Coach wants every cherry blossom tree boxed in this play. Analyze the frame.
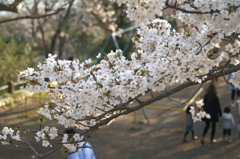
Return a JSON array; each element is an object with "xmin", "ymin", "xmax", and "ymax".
[{"xmin": 1, "ymin": 0, "xmax": 240, "ymax": 158}]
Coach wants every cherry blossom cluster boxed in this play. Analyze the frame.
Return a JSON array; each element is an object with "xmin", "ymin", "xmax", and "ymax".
[
  {"xmin": 34, "ymin": 126, "xmax": 83, "ymax": 149},
  {"xmin": 190, "ymin": 99, "xmax": 210, "ymax": 122},
  {"xmin": 174, "ymin": 1, "xmax": 240, "ymax": 36},
  {"xmin": 62, "ymin": 133, "xmax": 84, "ymax": 150},
  {"xmin": 112, "ymin": 0, "xmax": 165, "ymax": 23},
  {"xmin": 18, "ymin": 52, "xmax": 167, "ymax": 129},
  {"xmin": 112, "ymin": 0, "xmax": 240, "ymax": 80},
  {"xmin": 0, "ymin": 127, "xmax": 20, "ymax": 145},
  {"xmin": 35, "ymin": 126, "xmax": 58, "ymax": 147},
  {"xmin": 112, "ymin": 0, "xmax": 240, "ymax": 29},
  {"xmin": 229, "ymin": 70, "xmax": 240, "ymax": 89},
  {"xmin": 133, "ymin": 19, "xmax": 228, "ymax": 83},
  {"xmin": 0, "ymin": 126, "xmax": 84, "ymax": 150},
  {"xmin": 225, "ymin": 39, "xmax": 240, "ymax": 65}
]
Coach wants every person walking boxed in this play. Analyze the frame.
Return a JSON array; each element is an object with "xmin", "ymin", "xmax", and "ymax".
[
  {"xmin": 227, "ymin": 74, "xmax": 240, "ymax": 107},
  {"xmin": 222, "ymin": 106, "xmax": 235, "ymax": 142},
  {"xmin": 183, "ymin": 105, "xmax": 197, "ymax": 143},
  {"xmin": 201, "ymin": 84, "xmax": 222, "ymax": 145}
]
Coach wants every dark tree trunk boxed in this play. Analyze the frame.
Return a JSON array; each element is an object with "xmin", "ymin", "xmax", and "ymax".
[{"xmin": 7, "ymin": 81, "xmax": 14, "ymax": 94}]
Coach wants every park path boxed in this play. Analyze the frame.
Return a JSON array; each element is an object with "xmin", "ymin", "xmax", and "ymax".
[{"xmin": 0, "ymin": 77, "xmax": 240, "ymax": 159}]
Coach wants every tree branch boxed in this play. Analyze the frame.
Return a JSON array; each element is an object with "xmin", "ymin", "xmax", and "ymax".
[
  {"xmin": 40, "ymin": 145, "xmax": 63, "ymax": 158},
  {"xmin": 84, "ymin": 64, "xmax": 240, "ymax": 134},
  {"xmin": 165, "ymin": 0, "xmax": 220, "ymax": 14},
  {"xmin": 49, "ymin": 0, "xmax": 75, "ymax": 57},
  {"xmin": 0, "ymin": 0, "xmax": 24, "ymax": 13},
  {"xmin": 0, "ymin": 8, "xmax": 64, "ymax": 24}
]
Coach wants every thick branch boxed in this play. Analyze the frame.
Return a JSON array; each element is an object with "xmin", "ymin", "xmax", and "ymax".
[
  {"xmin": 0, "ymin": 8, "xmax": 64, "ymax": 24},
  {"xmin": 85, "ymin": 64, "xmax": 240, "ymax": 134}
]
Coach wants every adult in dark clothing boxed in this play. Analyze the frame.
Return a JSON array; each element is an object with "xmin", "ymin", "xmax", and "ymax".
[{"xmin": 201, "ymin": 84, "xmax": 222, "ymax": 145}]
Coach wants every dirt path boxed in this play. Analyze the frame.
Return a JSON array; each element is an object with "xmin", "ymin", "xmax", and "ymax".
[{"xmin": 0, "ymin": 77, "xmax": 240, "ymax": 159}]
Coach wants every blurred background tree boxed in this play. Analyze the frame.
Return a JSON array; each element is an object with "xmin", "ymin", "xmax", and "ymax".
[
  {"xmin": 0, "ymin": 0, "xmax": 134, "ymax": 86},
  {"xmin": 0, "ymin": 29, "xmax": 37, "ymax": 86}
]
